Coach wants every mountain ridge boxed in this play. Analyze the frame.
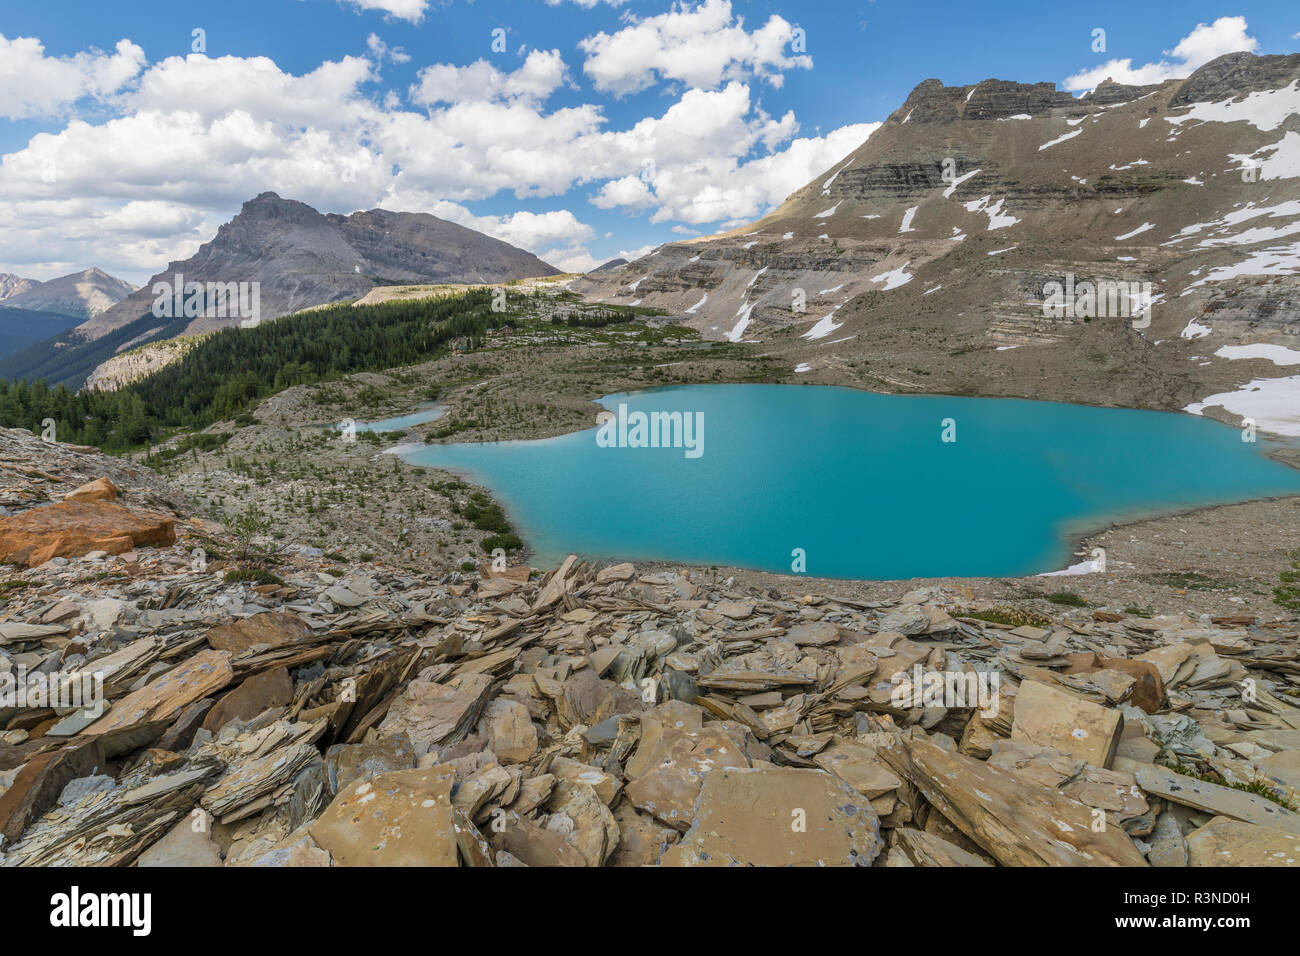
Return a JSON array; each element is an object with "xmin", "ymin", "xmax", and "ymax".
[
  {"xmin": 575, "ymin": 51, "xmax": 1300, "ymax": 436},
  {"xmin": 2, "ymin": 193, "xmax": 561, "ymax": 389},
  {"xmin": 0, "ymin": 267, "xmax": 134, "ymax": 319}
]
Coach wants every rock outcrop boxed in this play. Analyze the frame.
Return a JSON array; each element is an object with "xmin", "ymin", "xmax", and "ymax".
[{"xmin": 0, "ymin": 500, "xmax": 175, "ymax": 566}]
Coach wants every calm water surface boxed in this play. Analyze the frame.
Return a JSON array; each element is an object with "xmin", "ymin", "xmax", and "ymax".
[{"xmin": 396, "ymin": 385, "xmax": 1300, "ymax": 579}]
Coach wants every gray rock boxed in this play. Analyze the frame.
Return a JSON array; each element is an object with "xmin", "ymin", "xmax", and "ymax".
[{"xmin": 57, "ymin": 774, "xmax": 116, "ymax": 808}]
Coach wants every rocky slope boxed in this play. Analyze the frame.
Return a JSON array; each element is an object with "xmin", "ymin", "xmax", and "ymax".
[
  {"xmin": 82, "ymin": 335, "xmax": 208, "ymax": 393},
  {"xmin": 0, "ymin": 275, "xmax": 38, "ymax": 303},
  {"xmin": 0, "ymin": 429, "xmax": 1297, "ymax": 867},
  {"xmin": 3, "ymin": 194, "xmax": 560, "ymax": 389},
  {"xmin": 576, "ymin": 52, "xmax": 1300, "ymax": 436},
  {"xmin": 80, "ymin": 193, "xmax": 560, "ymax": 342},
  {"xmin": 0, "ymin": 268, "xmax": 135, "ymax": 320}
]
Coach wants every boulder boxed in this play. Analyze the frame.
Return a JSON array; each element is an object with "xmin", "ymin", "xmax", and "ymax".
[
  {"xmin": 0, "ymin": 500, "xmax": 175, "ymax": 566},
  {"xmin": 201, "ymin": 668, "xmax": 293, "ymax": 734},
  {"xmin": 63, "ymin": 477, "xmax": 118, "ymax": 503}
]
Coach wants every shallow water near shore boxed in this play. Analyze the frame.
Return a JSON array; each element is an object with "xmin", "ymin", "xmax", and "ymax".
[
  {"xmin": 397, "ymin": 384, "xmax": 1300, "ymax": 579},
  {"xmin": 358, "ymin": 404, "xmax": 445, "ymax": 432}
]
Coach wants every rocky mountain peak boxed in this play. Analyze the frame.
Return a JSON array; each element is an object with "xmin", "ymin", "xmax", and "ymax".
[
  {"xmin": 888, "ymin": 77, "xmax": 1077, "ymax": 124},
  {"xmin": 1171, "ymin": 50, "xmax": 1300, "ymax": 106},
  {"xmin": 5, "ymin": 193, "xmax": 560, "ymax": 389}
]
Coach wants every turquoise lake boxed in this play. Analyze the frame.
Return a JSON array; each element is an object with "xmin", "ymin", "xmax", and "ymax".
[
  {"xmin": 355, "ymin": 405, "xmax": 445, "ymax": 432},
  {"xmin": 396, "ymin": 385, "xmax": 1300, "ymax": 580}
]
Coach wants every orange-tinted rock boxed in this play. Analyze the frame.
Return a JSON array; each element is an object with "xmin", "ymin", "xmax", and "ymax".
[
  {"xmin": 201, "ymin": 667, "xmax": 294, "ymax": 733},
  {"xmin": 0, "ymin": 739, "xmax": 107, "ymax": 843},
  {"xmin": 1063, "ymin": 652, "xmax": 1165, "ymax": 714},
  {"xmin": 0, "ymin": 501, "xmax": 175, "ymax": 567},
  {"xmin": 206, "ymin": 611, "xmax": 312, "ymax": 655},
  {"xmin": 63, "ymin": 477, "xmax": 118, "ymax": 503},
  {"xmin": 83, "ymin": 649, "xmax": 233, "ymax": 735}
]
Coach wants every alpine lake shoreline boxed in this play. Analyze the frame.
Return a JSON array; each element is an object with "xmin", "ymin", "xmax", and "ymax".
[{"xmin": 149, "ymin": 310, "xmax": 1300, "ymax": 624}]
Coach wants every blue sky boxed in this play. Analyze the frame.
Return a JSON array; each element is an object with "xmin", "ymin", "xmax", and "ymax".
[{"xmin": 0, "ymin": 0, "xmax": 1296, "ymax": 282}]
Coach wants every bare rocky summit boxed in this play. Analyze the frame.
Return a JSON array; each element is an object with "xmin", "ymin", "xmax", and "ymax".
[
  {"xmin": 0, "ymin": 275, "xmax": 39, "ymax": 303},
  {"xmin": 0, "ymin": 268, "xmax": 135, "ymax": 321},
  {"xmin": 77, "ymin": 193, "xmax": 560, "ymax": 343}
]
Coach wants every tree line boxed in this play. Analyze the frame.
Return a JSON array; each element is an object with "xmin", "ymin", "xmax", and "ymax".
[{"xmin": 0, "ymin": 291, "xmax": 495, "ymax": 451}]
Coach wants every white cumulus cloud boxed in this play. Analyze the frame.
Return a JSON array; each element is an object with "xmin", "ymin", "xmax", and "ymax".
[
  {"xmin": 579, "ymin": 0, "xmax": 811, "ymax": 97},
  {"xmin": 0, "ymin": 35, "xmax": 867, "ymax": 281},
  {"xmin": 1063, "ymin": 16, "xmax": 1258, "ymax": 92},
  {"xmin": 411, "ymin": 50, "xmax": 569, "ymax": 106},
  {"xmin": 342, "ymin": 0, "xmax": 429, "ymax": 24},
  {"xmin": 0, "ymin": 34, "xmax": 145, "ymax": 119}
]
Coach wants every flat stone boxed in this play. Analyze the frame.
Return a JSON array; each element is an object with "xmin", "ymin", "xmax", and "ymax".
[
  {"xmin": 1186, "ymin": 817, "xmax": 1300, "ymax": 866},
  {"xmin": 609, "ymin": 802, "xmax": 678, "ymax": 866},
  {"xmin": 893, "ymin": 828, "xmax": 993, "ymax": 867},
  {"xmin": 878, "ymin": 606, "xmax": 929, "ymax": 635},
  {"xmin": 479, "ymin": 698, "xmax": 538, "ymax": 764},
  {"xmin": 661, "ymin": 767, "xmax": 882, "ymax": 867},
  {"xmin": 325, "ymin": 734, "xmax": 417, "ymax": 793},
  {"xmin": 715, "ymin": 601, "xmax": 755, "ymax": 620},
  {"xmin": 625, "ymin": 725, "xmax": 750, "ymax": 831},
  {"xmin": 0, "ymin": 622, "xmax": 67, "ymax": 644},
  {"xmin": 814, "ymin": 742, "xmax": 903, "ymax": 799},
  {"xmin": 379, "ymin": 672, "xmax": 494, "ymax": 755},
  {"xmin": 489, "ymin": 810, "xmax": 588, "ymax": 866},
  {"xmin": 786, "ymin": 622, "xmax": 841, "ymax": 646},
  {"xmin": 596, "ymin": 563, "xmax": 635, "ymax": 584},
  {"xmin": 136, "ymin": 817, "xmax": 223, "ymax": 867},
  {"xmin": 81, "ymin": 598, "xmax": 127, "ymax": 633},
  {"xmin": 557, "ymin": 669, "xmax": 640, "ymax": 728},
  {"xmin": 879, "ymin": 737, "xmax": 1148, "ymax": 866},
  {"xmin": 549, "ymin": 756, "xmax": 619, "ymax": 805},
  {"xmin": 40, "ymin": 601, "xmax": 80, "ymax": 624},
  {"xmin": 1135, "ymin": 643, "xmax": 1197, "ymax": 683},
  {"xmin": 1147, "ymin": 810, "xmax": 1188, "ymax": 867},
  {"xmin": 1131, "ymin": 762, "xmax": 1300, "ymax": 835},
  {"xmin": 84, "ymin": 649, "xmax": 233, "ymax": 735},
  {"xmin": 0, "ymin": 738, "xmax": 106, "ymax": 843},
  {"xmin": 309, "ymin": 768, "xmax": 458, "ymax": 866},
  {"xmin": 1008, "ymin": 625, "xmax": 1049, "ymax": 641},
  {"xmin": 323, "ymin": 585, "xmax": 365, "ymax": 608},
  {"xmin": 206, "ymin": 611, "xmax": 312, "ymax": 655},
  {"xmin": 1257, "ymin": 751, "xmax": 1300, "ymax": 792},
  {"xmin": 156, "ymin": 698, "xmax": 215, "ymax": 752},
  {"xmin": 546, "ymin": 779, "xmax": 618, "ymax": 866},
  {"xmin": 1089, "ymin": 669, "xmax": 1137, "ymax": 703},
  {"xmin": 1011, "ymin": 679, "xmax": 1123, "ymax": 769}
]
